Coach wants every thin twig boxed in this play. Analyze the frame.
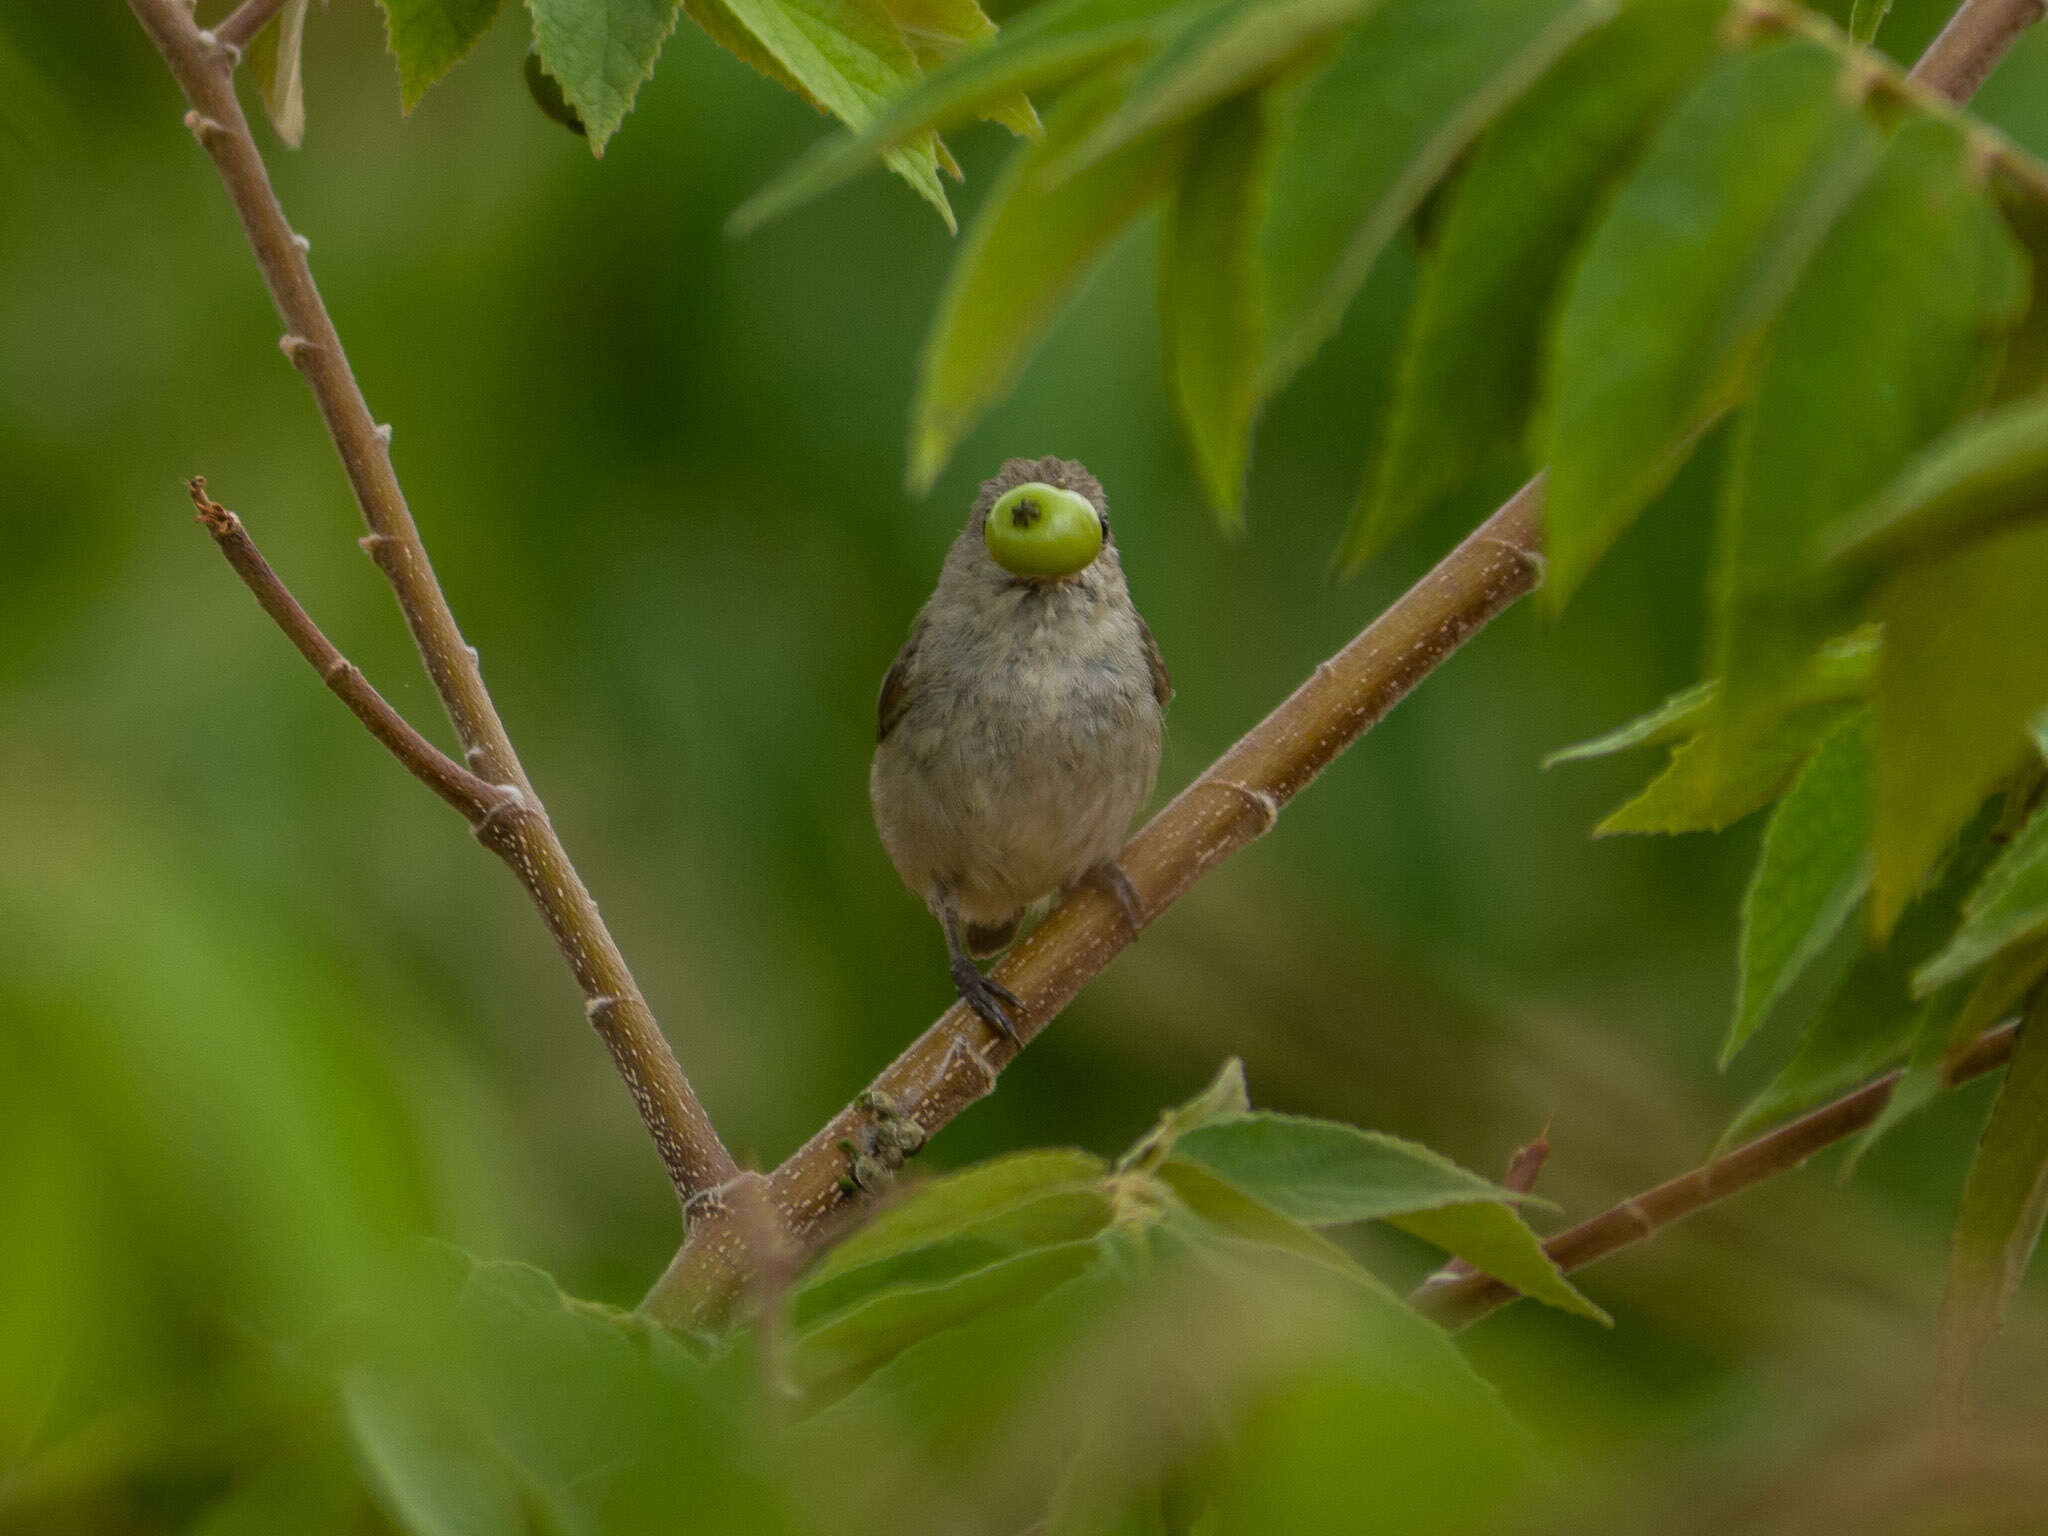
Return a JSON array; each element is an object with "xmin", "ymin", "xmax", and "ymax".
[
  {"xmin": 645, "ymin": 0, "xmax": 2048, "ymax": 1324},
  {"xmin": 130, "ymin": 0, "xmax": 739, "ymax": 1208},
  {"xmin": 1415, "ymin": 1022, "xmax": 2024, "ymax": 1329},
  {"xmin": 1909, "ymin": 0, "xmax": 2045, "ymax": 99},
  {"xmin": 1412, "ymin": 1128, "xmax": 1551, "ymax": 1296},
  {"xmin": 643, "ymin": 481, "xmax": 1549, "ymax": 1323},
  {"xmin": 188, "ymin": 478, "xmax": 502, "ymax": 819}
]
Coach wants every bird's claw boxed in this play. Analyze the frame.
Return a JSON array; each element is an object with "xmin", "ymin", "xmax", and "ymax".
[
  {"xmin": 950, "ymin": 955, "xmax": 1023, "ymax": 1045},
  {"xmin": 1078, "ymin": 859, "xmax": 1146, "ymax": 936}
]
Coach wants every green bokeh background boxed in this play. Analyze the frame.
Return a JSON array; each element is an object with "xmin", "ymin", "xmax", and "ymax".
[{"xmin": 6, "ymin": 1, "xmax": 2048, "ymax": 1528}]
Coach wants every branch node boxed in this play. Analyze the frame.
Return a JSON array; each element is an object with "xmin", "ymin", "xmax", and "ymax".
[
  {"xmin": 1619, "ymin": 1198, "xmax": 1655, "ymax": 1239},
  {"xmin": 375, "ymin": 422, "xmax": 394, "ymax": 444},
  {"xmin": 586, "ymin": 993, "xmax": 623, "ymax": 1024},
  {"xmin": 941, "ymin": 1029, "xmax": 1001, "ymax": 1096},
  {"xmin": 290, "ymin": 232, "xmax": 310, "ymax": 252},
  {"xmin": 1212, "ymin": 778, "xmax": 1280, "ymax": 835},
  {"xmin": 277, "ymin": 333, "xmax": 316, "ymax": 365},
  {"xmin": 183, "ymin": 110, "xmax": 228, "ymax": 147},
  {"xmin": 472, "ymin": 784, "xmax": 532, "ymax": 843},
  {"xmin": 357, "ymin": 532, "xmax": 397, "ymax": 569},
  {"xmin": 321, "ymin": 656, "xmax": 358, "ymax": 687}
]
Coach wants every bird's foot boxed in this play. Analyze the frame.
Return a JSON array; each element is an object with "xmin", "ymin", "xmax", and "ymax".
[
  {"xmin": 1076, "ymin": 858, "xmax": 1146, "ymax": 936},
  {"xmin": 950, "ymin": 954, "xmax": 1023, "ymax": 1045}
]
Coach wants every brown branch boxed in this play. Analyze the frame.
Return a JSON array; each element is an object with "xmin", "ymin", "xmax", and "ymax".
[
  {"xmin": 1411, "ymin": 1127, "xmax": 1552, "ymax": 1297},
  {"xmin": 643, "ymin": 479, "xmax": 1549, "ymax": 1324},
  {"xmin": 644, "ymin": 0, "xmax": 2048, "ymax": 1324},
  {"xmin": 215, "ymin": 0, "xmax": 292, "ymax": 57},
  {"xmin": 1415, "ymin": 1022, "xmax": 2024, "ymax": 1330},
  {"xmin": 188, "ymin": 478, "xmax": 502, "ymax": 819},
  {"xmin": 1909, "ymin": 0, "xmax": 2045, "ymax": 99},
  {"xmin": 131, "ymin": 0, "xmax": 739, "ymax": 1208}
]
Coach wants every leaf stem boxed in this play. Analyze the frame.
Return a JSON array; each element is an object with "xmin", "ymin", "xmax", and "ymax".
[
  {"xmin": 130, "ymin": 0, "xmax": 740, "ymax": 1209},
  {"xmin": 1416, "ymin": 1021, "xmax": 2023, "ymax": 1329}
]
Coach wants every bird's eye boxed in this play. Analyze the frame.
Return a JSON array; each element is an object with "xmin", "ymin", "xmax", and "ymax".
[{"xmin": 984, "ymin": 483, "xmax": 1103, "ymax": 577}]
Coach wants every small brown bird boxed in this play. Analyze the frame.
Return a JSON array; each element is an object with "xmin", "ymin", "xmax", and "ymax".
[{"xmin": 871, "ymin": 456, "xmax": 1171, "ymax": 1042}]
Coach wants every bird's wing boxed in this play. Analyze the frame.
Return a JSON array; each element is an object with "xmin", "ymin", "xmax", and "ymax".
[
  {"xmin": 877, "ymin": 618, "xmax": 925, "ymax": 744},
  {"xmin": 1138, "ymin": 615, "xmax": 1172, "ymax": 707}
]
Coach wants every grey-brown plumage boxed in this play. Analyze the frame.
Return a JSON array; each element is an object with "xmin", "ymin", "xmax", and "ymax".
[{"xmin": 871, "ymin": 456, "xmax": 1170, "ymax": 1041}]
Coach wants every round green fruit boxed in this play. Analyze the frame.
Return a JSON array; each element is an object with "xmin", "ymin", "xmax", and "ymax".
[{"xmin": 984, "ymin": 482, "xmax": 1103, "ymax": 578}]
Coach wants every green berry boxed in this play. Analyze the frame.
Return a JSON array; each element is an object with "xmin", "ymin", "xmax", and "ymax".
[{"xmin": 984, "ymin": 482, "xmax": 1103, "ymax": 578}]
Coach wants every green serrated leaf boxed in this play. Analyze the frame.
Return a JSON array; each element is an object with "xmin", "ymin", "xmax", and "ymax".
[
  {"xmin": 1937, "ymin": 993, "xmax": 2048, "ymax": 1421},
  {"xmin": 877, "ymin": 0, "xmax": 1040, "ymax": 135},
  {"xmin": 1827, "ymin": 391, "xmax": 2048, "ymax": 576},
  {"xmin": 1594, "ymin": 696, "xmax": 1853, "ymax": 837},
  {"xmin": 1549, "ymin": 630, "xmax": 1875, "ymax": 774},
  {"xmin": 1155, "ymin": 1158, "xmax": 1362, "ymax": 1273},
  {"xmin": 1347, "ymin": 0, "xmax": 1725, "ymax": 569},
  {"xmin": 1544, "ymin": 678, "xmax": 1720, "ymax": 768},
  {"xmin": 1049, "ymin": 0, "xmax": 1372, "ymax": 182},
  {"xmin": 528, "ymin": 0, "xmax": 683, "ymax": 153},
  {"xmin": 1726, "ymin": 712, "xmax": 1872, "ymax": 1068},
  {"xmin": 733, "ymin": 0, "xmax": 1220, "ymax": 232},
  {"xmin": 378, "ymin": 0, "xmax": 505, "ymax": 110},
  {"xmin": 1542, "ymin": 37, "xmax": 1885, "ymax": 612},
  {"xmin": 250, "ymin": 0, "xmax": 313, "ymax": 146},
  {"xmin": 1709, "ymin": 117, "xmax": 2025, "ymax": 781},
  {"xmin": 1170, "ymin": 1112, "xmax": 1549, "ymax": 1222},
  {"xmin": 1158, "ymin": 91, "xmax": 1277, "ymax": 525},
  {"xmin": 1871, "ymin": 523, "xmax": 2048, "ymax": 937},
  {"xmin": 1393, "ymin": 1202, "xmax": 1608, "ymax": 1325},
  {"xmin": 1918, "ymin": 801, "xmax": 2048, "ymax": 995},
  {"xmin": 716, "ymin": 0, "xmax": 956, "ymax": 223},
  {"xmin": 1842, "ymin": 982, "xmax": 1968, "ymax": 1178},
  {"xmin": 1720, "ymin": 811, "xmax": 2001, "ymax": 1149},
  {"xmin": 908, "ymin": 67, "xmax": 1189, "ymax": 491},
  {"xmin": 1258, "ymin": 0, "xmax": 1611, "ymax": 396},
  {"xmin": 1848, "ymin": 0, "xmax": 1891, "ymax": 44}
]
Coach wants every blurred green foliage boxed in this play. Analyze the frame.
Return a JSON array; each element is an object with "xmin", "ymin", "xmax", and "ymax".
[{"xmin": 8, "ymin": 0, "xmax": 2048, "ymax": 1530}]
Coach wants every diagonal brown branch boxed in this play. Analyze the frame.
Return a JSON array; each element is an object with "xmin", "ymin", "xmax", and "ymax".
[
  {"xmin": 131, "ymin": 0, "xmax": 739, "ymax": 1209},
  {"xmin": 187, "ymin": 477, "xmax": 503, "ymax": 820},
  {"xmin": 643, "ymin": 482, "xmax": 1547, "ymax": 1323},
  {"xmin": 1415, "ymin": 1021, "xmax": 2024, "ymax": 1329},
  {"xmin": 645, "ymin": 0, "xmax": 2048, "ymax": 1325}
]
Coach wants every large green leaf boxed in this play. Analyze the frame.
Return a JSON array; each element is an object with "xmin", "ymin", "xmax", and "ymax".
[
  {"xmin": 1348, "ymin": 0, "xmax": 1724, "ymax": 568},
  {"xmin": 1542, "ymin": 37, "xmax": 1885, "ymax": 611},
  {"xmin": 1708, "ymin": 117, "xmax": 2025, "ymax": 779},
  {"xmin": 1545, "ymin": 628, "xmax": 1875, "ymax": 770},
  {"xmin": 1158, "ymin": 91, "xmax": 1278, "ymax": 524},
  {"xmin": 1167, "ymin": 1113, "xmax": 1603, "ymax": 1323},
  {"xmin": 716, "ymin": 0, "xmax": 955, "ymax": 222},
  {"xmin": 1725, "ymin": 713, "xmax": 1872, "ymax": 1068},
  {"xmin": 1827, "ymin": 390, "xmax": 2048, "ymax": 574},
  {"xmin": 527, "ymin": 0, "xmax": 686, "ymax": 152},
  {"xmin": 1937, "ymin": 994, "xmax": 2048, "ymax": 1421},
  {"xmin": 1048, "ymin": 0, "xmax": 1372, "ymax": 179},
  {"xmin": 908, "ymin": 69, "xmax": 1189, "ymax": 491},
  {"xmin": 1918, "ymin": 801, "xmax": 2048, "ymax": 994},
  {"xmin": 1257, "ymin": 0, "xmax": 1611, "ymax": 394},
  {"xmin": 1593, "ymin": 695, "xmax": 1855, "ymax": 837},
  {"xmin": 734, "ymin": 0, "xmax": 1221, "ymax": 231},
  {"xmin": 377, "ymin": 0, "xmax": 504, "ymax": 110},
  {"xmin": 878, "ymin": 0, "xmax": 1040, "ymax": 134},
  {"xmin": 1720, "ymin": 813, "xmax": 2000, "ymax": 1149},
  {"xmin": 1870, "ymin": 523, "xmax": 2048, "ymax": 936}
]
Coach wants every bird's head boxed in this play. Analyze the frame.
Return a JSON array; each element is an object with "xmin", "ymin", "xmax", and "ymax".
[{"xmin": 972, "ymin": 456, "xmax": 1110, "ymax": 582}]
